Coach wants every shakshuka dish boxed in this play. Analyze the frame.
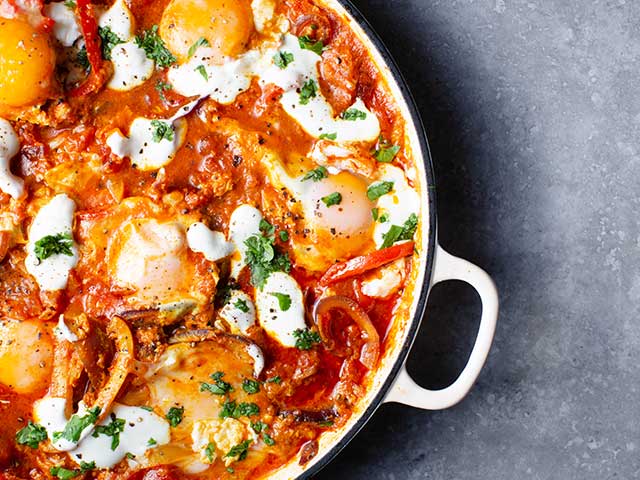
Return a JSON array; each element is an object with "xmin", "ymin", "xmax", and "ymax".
[{"xmin": 0, "ymin": 0, "xmax": 422, "ymax": 478}]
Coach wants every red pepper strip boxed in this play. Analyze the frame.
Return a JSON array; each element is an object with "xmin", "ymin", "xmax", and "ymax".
[
  {"xmin": 68, "ymin": 0, "xmax": 106, "ymax": 97},
  {"xmin": 319, "ymin": 241, "xmax": 415, "ymax": 287}
]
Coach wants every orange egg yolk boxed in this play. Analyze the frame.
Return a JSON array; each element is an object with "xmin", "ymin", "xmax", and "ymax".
[
  {"xmin": 160, "ymin": 0, "xmax": 255, "ymax": 64},
  {"xmin": 0, "ymin": 18, "xmax": 55, "ymax": 108}
]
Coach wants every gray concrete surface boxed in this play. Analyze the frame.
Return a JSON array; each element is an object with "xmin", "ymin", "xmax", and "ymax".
[{"xmin": 316, "ymin": 1, "xmax": 640, "ymax": 479}]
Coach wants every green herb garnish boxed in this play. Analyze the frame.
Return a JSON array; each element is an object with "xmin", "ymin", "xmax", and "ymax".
[
  {"xmin": 299, "ymin": 79, "xmax": 317, "ymax": 105},
  {"xmin": 205, "ymin": 442, "xmax": 215, "ymax": 462},
  {"xmin": 234, "ymin": 298, "xmax": 250, "ymax": 313},
  {"xmin": 225, "ymin": 440, "xmax": 252, "ymax": 461},
  {"xmin": 341, "ymin": 108, "xmax": 367, "ymax": 121},
  {"xmin": 372, "ymin": 137, "xmax": 400, "ymax": 163},
  {"xmin": 380, "ymin": 213, "xmax": 418, "ymax": 248},
  {"xmin": 366, "ymin": 181, "xmax": 394, "ymax": 201},
  {"xmin": 301, "ymin": 165, "xmax": 328, "ymax": 182},
  {"xmin": 155, "ymin": 80, "xmax": 172, "ymax": 101},
  {"xmin": 262, "ymin": 433, "xmax": 275, "ymax": 446},
  {"xmin": 134, "ymin": 25, "xmax": 176, "ymax": 68},
  {"xmin": 15, "ymin": 421, "xmax": 47, "ymax": 449},
  {"xmin": 298, "ymin": 35, "xmax": 324, "ymax": 55},
  {"xmin": 321, "ymin": 192, "xmax": 342, "ymax": 207},
  {"xmin": 242, "ymin": 379, "xmax": 261, "ymax": 394},
  {"xmin": 165, "ymin": 406, "xmax": 184, "ymax": 427},
  {"xmin": 319, "ymin": 132, "xmax": 337, "ymax": 140},
  {"xmin": 200, "ymin": 371, "xmax": 233, "ymax": 395},
  {"xmin": 244, "ymin": 231, "xmax": 291, "ymax": 289},
  {"xmin": 50, "ymin": 466, "xmax": 80, "ymax": 480},
  {"xmin": 188, "ymin": 37, "xmax": 210, "ymax": 58},
  {"xmin": 150, "ymin": 120, "xmax": 174, "ymax": 142},
  {"xmin": 92, "ymin": 414, "xmax": 125, "ymax": 450},
  {"xmin": 195, "ymin": 64, "xmax": 208, "ymax": 81},
  {"xmin": 293, "ymin": 328, "xmax": 322, "ymax": 350},
  {"xmin": 34, "ymin": 233, "xmax": 73, "ymax": 261},
  {"xmin": 98, "ymin": 26, "xmax": 124, "ymax": 60},
  {"xmin": 269, "ymin": 292, "xmax": 291, "ymax": 311},
  {"xmin": 52, "ymin": 406, "xmax": 100, "ymax": 443},
  {"xmin": 273, "ymin": 50, "xmax": 294, "ymax": 69},
  {"xmin": 147, "ymin": 437, "xmax": 157, "ymax": 446},
  {"xmin": 279, "ymin": 230, "xmax": 289, "ymax": 242},
  {"xmin": 219, "ymin": 400, "xmax": 260, "ymax": 419}
]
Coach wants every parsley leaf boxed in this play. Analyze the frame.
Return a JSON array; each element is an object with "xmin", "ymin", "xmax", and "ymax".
[
  {"xmin": 200, "ymin": 371, "xmax": 233, "ymax": 395},
  {"xmin": 250, "ymin": 420, "xmax": 267, "ymax": 433},
  {"xmin": 64, "ymin": 0, "xmax": 76, "ymax": 9},
  {"xmin": 262, "ymin": 433, "xmax": 275, "ymax": 446},
  {"xmin": 150, "ymin": 120, "xmax": 174, "ymax": 142},
  {"xmin": 341, "ymin": 108, "xmax": 367, "ymax": 121},
  {"xmin": 242, "ymin": 379, "xmax": 261, "ymax": 394},
  {"xmin": 381, "ymin": 213, "xmax": 418, "ymax": 248},
  {"xmin": 366, "ymin": 181, "xmax": 394, "ymax": 201},
  {"xmin": 273, "ymin": 50, "xmax": 294, "ymax": 69},
  {"xmin": 269, "ymin": 292, "xmax": 291, "ymax": 311},
  {"xmin": 219, "ymin": 400, "xmax": 260, "ymax": 419},
  {"xmin": 317, "ymin": 420, "xmax": 334, "ymax": 427},
  {"xmin": 34, "ymin": 233, "xmax": 73, "ymax": 261},
  {"xmin": 266, "ymin": 376, "xmax": 281, "ymax": 384},
  {"xmin": 188, "ymin": 37, "xmax": 210, "ymax": 58},
  {"xmin": 299, "ymin": 79, "xmax": 317, "ymax": 105},
  {"xmin": 76, "ymin": 47, "xmax": 90, "ymax": 70},
  {"xmin": 98, "ymin": 26, "xmax": 124, "ymax": 60},
  {"xmin": 134, "ymin": 25, "xmax": 176, "ymax": 68},
  {"xmin": 79, "ymin": 461, "xmax": 95, "ymax": 472},
  {"xmin": 92, "ymin": 414, "xmax": 125, "ymax": 450},
  {"xmin": 293, "ymin": 328, "xmax": 322, "ymax": 350},
  {"xmin": 15, "ymin": 421, "xmax": 47, "ymax": 449},
  {"xmin": 321, "ymin": 192, "xmax": 342, "ymax": 207},
  {"xmin": 155, "ymin": 80, "xmax": 172, "ymax": 101},
  {"xmin": 279, "ymin": 230, "xmax": 289, "ymax": 242},
  {"xmin": 50, "ymin": 466, "xmax": 80, "ymax": 480},
  {"xmin": 225, "ymin": 440, "xmax": 252, "ymax": 461},
  {"xmin": 234, "ymin": 298, "xmax": 250, "ymax": 313},
  {"xmin": 259, "ymin": 218, "xmax": 276, "ymax": 236},
  {"xmin": 301, "ymin": 165, "xmax": 328, "ymax": 182},
  {"xmin": 53, "ymin": 406, "xmax": 100, "ymax": 443},
  {"xmin": 165, "ymin": 406, "xmax": 184, "ymax": 427},
  {"xmin": 318, "ymin": 132, "xmax": 337, "ymax": 140},
  {"xmin": 298, "ymin": 35, "xmax": 324, "ymax": 55},
  {"xmin": 372, "ymin": 139, "xmax": 400, "ymax": 163},
  {"xmin": 378, "ymin": 212, "xmax": 390, "ymax": 223},
  {"xmin": 195, "ymin": 64, "xmax": 209, "ymax": 81},
  {"xmin": 147, "ymin": 437, "xmax": 157, "ymax": 447},
  {"xmin": 371, "ymin": 208, "xmax": 379, "ymax": 221},
  {"xmin": 205, "ymin": 442, "xmax": 215, "ymax": 462},
  {"xmin": 244, "ymin": 232, "xmax": 291, "ymax": 289}
]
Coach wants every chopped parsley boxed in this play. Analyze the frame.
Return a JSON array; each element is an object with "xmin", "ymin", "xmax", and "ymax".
[
  {"xmin": 301, "ymin": 165, "xmax": 328, "ymax": 182},
  {"xmin": 259, "ymin": 218, "xmax": 276, "ymax": 236},
  {"xmin": 125, "ymin": 452, "xmax": 136, "ymax": 460},
  {"xmin": 76, "ymin": 46, "xmax": 90, "ymax": 70},
  {"xmin": 269, "ymin": 292, "xmax": 291, "ymax": 311},
  {"xmin": 250, "ymin": 420, "xmax": 267, "ymax": 433},
  {"xmin": 53, "ymin": 406, "xmax": 100, "ymax": 443},
  {"xmin": 64, "ymin": 0, "xmax": 76, "ymax": 9},
  {"xmin": 195, "ymin": 64, "xmax": 209, "ymax": 81},
  {"xmin": 319, "ymin": 132, "xmax": 337, "ymax": 140},
  {"xmin": 317, "ymin": 420, "xmax": 335, "ymax": 427},
  {"xmin": 293, "ymin": 328, "xmax": 322, "ymax": 350},
  {"xmin": 205, "ymin": 442, "xmax": 215, "ymax": 462},
  {"xmin": 234, "ymin": 298, "xmax": 250, "ymax": 313},
  {"xmin": 266, "ymin": 376, "xmax": 281, "ymax": 384},
  {"xmin": 225, "ymin": 440, "xmax": 252, "ymax": 461},
  {"xmin": 134, "ymin": 25, "xmax": 176, "ymax": 68},
  {"xmin": 155, "ymin": 80, "xmax": 172, "ymax": 101},
  {"xmin": 279, "ymin": 230, "xmax": 289, "ymax": 242},
  {"xmin": 298, "ymin": 35, "xmax": 324, "ymax": 55},
  {"xmin": 244, "ymin": 230, "xmax": 291, "ymax": 289},
  {"xmin": 227, "ymin": 467, "xmax": 235, "ymax": 474},
  {"xmin": 147, "ymin": 437, "xmax": 157, "ymax": 447},
  {"xmin": 165, "ymin": 406, "xmax": 184, "ymax": 427},
  {"xmin": 92, "ymin": 414, "xmax": 125, "ymax": 450},
  {"xmin": 379, "ymin": 212, "xmax": 390, "ymax": 223},
  {"xmin": 200, "ymin": 371, "xmax": 233, "ymax": 395},
  {"xmin": 34, "ymin": 233, "xmax": 73, "ymax": 262},
  {"xmin": 188, "ymin": 37, "xmax": 210, "ymax": 58},
  {"xmin": 372, "ymin": 207, "xmax": 389, "ymax": 223},
  {"xmin": 50, "ymin": 466, "xmax": 80, "ymax": 480},
  {"xmin": 273, "ymin": 50, "xmax": 294, "ymax": 69},
  {"xmin": 341, "ymin": 108, "xmax": 367, "ymax": 121},
  {"xmin": 262, "ymin": 433, "xmax": 275, "ymax": 446},
  {"xmin": 366, "ymin": 181, "xmax": 394, "ymax": 201},
  {"xmin": 242, "ymin": 379, "xmax": 261, "ymax": 394},
  {"xmin": 150, "ymin": 120, "xmax": 174, "ymax": 142},
  {"xmin": 321, "ymin": 192, "xmax": 342, "ymax": 207},
  {"xmin": 380, "ymin": 213, "xmax": 418, "ymax": 248},
  {"xmin": 372, "ymin": 137, "xmax": 401, "ymax": 163},
  {"xmin": 140, "ymin": 406, "xmax": 154, "ymax": 412},
  {"xmin": 15, "ymin": 421, "xmax": 47, "ymax": 449},
  {"xmin": 79, "ymin": 461, "xmax": 96, "ymax": 472},
  {"xmin": 98, "ymin": 26, "xmax": 124, "ymax": 60},
  {"xmin": 219, "ymin": 400, "xmax": 260, "ymax": 419},
  {"xmin": 299, "ymin": 79, "xmax": 317, "ymax": 105}
]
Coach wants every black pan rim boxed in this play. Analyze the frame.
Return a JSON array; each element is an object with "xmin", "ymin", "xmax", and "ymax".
[{"xmin": 298, "ymin": 0, "xmax": 438, "ymax": 478}]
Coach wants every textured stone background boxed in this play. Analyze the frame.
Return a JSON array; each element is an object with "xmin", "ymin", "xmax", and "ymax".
[{"xmin": 316, "ymin": 0, "xmax": 640, "ymax": 479}]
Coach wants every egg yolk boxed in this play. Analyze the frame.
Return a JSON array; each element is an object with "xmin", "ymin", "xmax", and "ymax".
[
  {"xmin": 160, "ymin": 0, "xmax": 254, "ymax": 64},
  {"xmin": 0, "ymin": 18, "xmax": 55, "ymax": 108}
]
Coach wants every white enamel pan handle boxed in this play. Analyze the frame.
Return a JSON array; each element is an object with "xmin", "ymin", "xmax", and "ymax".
[{"xmin": 384, "ymin": 245, "xmax": 498, "ymax": 410}]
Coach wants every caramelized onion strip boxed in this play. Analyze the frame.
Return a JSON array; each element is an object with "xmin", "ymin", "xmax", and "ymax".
[{"xmin": 312, "ymin": 295, "xmax": 380, "ymax": 369}]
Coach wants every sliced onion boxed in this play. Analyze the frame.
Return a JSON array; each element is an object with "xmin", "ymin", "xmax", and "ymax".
[{"xmin": 312, "ymin": 295, "xmax": 380, "ymax": 369}]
